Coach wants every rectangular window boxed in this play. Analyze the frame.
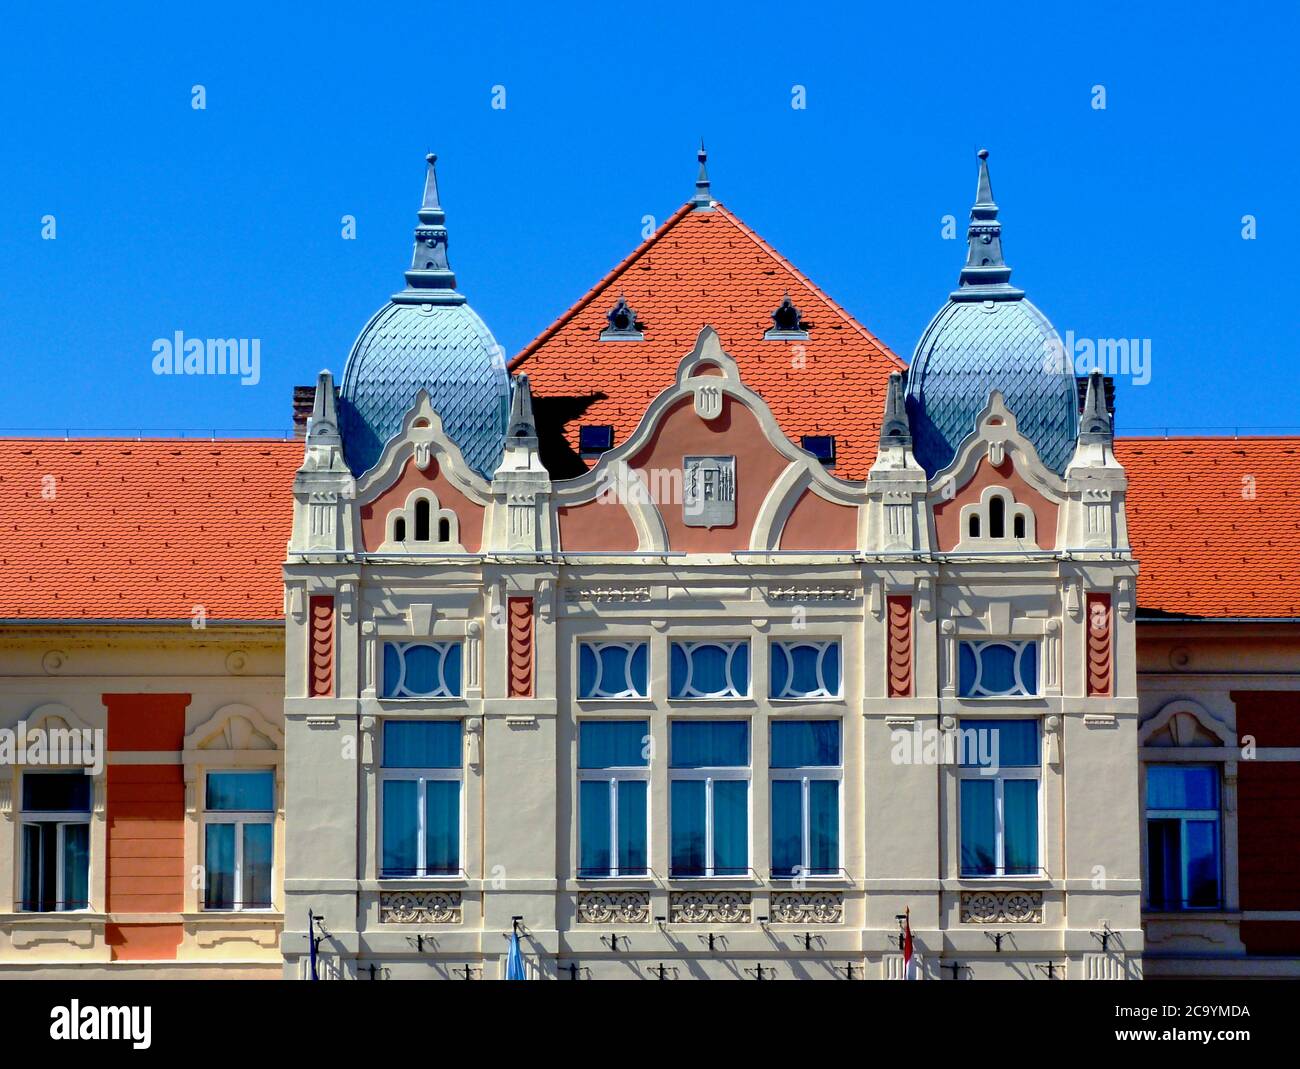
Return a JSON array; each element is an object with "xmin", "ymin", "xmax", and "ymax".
[
  {"xmin": 958, "ymin": 640, "xmax": 1039, "ymax": 698},
  {"xmin": 958, "ymin": 719, "xmax": 1040, "ymax": 877},
  {"xmin": 380, "ymin": 720, "xmax": 462, "ymax": 878},
  {"xmin": 382, "ymin": 641, "xmax": 463, "ymax": 698},
  {"xmin": 578, "ymin": 721, "xmax": 649, "ymax": 878},
  {"xmin": 204, "ymin": 770, "xmax": 275, "ymax": 911},
  {"xmin": 578, "ymin": 642, "xmax": 649, "ymax": 699},
  {"xmin": 670, "ymin": 721, "xmax": 749, "ymax": 877},
  {"xmin": 669, "ymin": 641, "xmax": 749, "ymax": 699},
  {"xmin": 770, "ymin": 641, "xmax": 841, "ymax": 699},
  {"xmin": 1146, "ymin": 765, "xmax": 1221, "ymax": 911},
  {"xmin": 20, "ymin": 771, "xmax": 92, "ymax": 912},
  {"xmin": 770, "ymin": 720, "xmax": 842, "ymax": 878}
]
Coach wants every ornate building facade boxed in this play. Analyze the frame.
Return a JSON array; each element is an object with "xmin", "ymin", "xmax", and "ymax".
[{"xmin": 1, "ymin": 150, "xmax": 1297, "ymax": 979}]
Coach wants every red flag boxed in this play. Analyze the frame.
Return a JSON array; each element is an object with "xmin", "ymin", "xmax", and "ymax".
[{"xmin": 902, "ymin": 907, "xmax": 920, "ymax": 980}]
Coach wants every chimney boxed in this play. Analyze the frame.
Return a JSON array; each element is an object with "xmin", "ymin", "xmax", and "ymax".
[{"xmin": 292, "ymin": 385, "xmax": 317, "ymax": 437}]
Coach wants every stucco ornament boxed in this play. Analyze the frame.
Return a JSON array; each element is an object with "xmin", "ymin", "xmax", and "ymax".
[{"xmin": 576, "ymin": 892, "xmax": 650, "ymax": 924}]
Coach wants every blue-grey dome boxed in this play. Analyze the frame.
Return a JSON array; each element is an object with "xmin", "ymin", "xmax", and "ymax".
[
  {"xmin": 905, "ymin": 151, "xmax": 1078, "ymax": 476},
  {"xmin": 339, "ymin": 301, "xmax": 509, "ymax": 478},
  {"xmin": 338, "ymin": 154, "xmax": 509, "ymax": 479}
]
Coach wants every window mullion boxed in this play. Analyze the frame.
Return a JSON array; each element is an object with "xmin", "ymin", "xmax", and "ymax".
[
  {"xmin": 705, "ymin": 775, "xmax": 715, "ymax": 878},
  {"xmin": 417, "ymin": 778, "xmax": 427, "ymax": 878},
  {"xmin": 608, "ymin": 777, "xmax": 619, "ymax": 878},
  {"xmin": 801, "ymin": 776, "xmax": 811, "ymax": 873}
]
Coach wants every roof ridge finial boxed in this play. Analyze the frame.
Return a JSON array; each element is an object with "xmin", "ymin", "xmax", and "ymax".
[
  {"xmin": 395, "ymin": 152, "xmax": 465, "ymax": 305},
  {"xmin": 952, "ymin": 148, "xmax": 1024, "ymax": 302},
  {"xmin": 692, "ymin": 139, "xmax": 713, "ymax": 210}
]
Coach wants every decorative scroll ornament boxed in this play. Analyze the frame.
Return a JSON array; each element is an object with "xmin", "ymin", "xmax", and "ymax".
[
  {"xmin": 379, "ymin": 891, "xmax": 462, "ymax": 924},
  {"xmin": 670, "ymin": 890, "xmax": 751, "ymax": 924},
  {"xmin": 770, "ymin": 892, "xmax": 843, "ymax": 924},
  {"xmin": 576, "ymin": 891, "xmax": 650, "ymax": 924},
  {"xmin": 960, "ymin": 890, "xmax": 1043, "ymax": 924}
]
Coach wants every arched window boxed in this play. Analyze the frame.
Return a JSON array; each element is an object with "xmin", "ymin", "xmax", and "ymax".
[
  {"xmin": 969, "ymin": 514, "xmax": 980, "ymax": 539},
  {"xmin": 437, "ymin": 517, "xmax": 451, "ymax": 542},
  {"xmin": 394, "ymin": 517, "xmax": 406, "ymax": 542},
  {"xmin": 414, "ymin": 499, "xmax": 430, "ymax": 541},
  {"xmin": 989, "ymin": 495, "xmax": 1005, "ymax": 538},
  {"xmin": 1013, "ymin": 514, "xmax": 1026, "ymax": 539}
]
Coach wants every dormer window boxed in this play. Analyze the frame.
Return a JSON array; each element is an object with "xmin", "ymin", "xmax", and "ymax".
[
  {"xmin": 600, "ymin": 296, "xmax": 644, "ymax": 340},
  {"xmin": 957, "ymin": 487, "xmax": 1037, "ymax": 549},
  {"xmin": 800, "ymin": 435, "xmax": 836, "ymax": 466},
  {"xmin": 765, "ymin": 294, "xmax": 810, "ymax": 339},
  {"xmin": 579, "ymin": 424, "xmax": 614, "ymax": 457}
]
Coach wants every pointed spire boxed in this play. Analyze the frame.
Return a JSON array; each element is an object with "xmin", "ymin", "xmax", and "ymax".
[
  {"xmin": 879, "ymin": 371, "xmax": 912, "ymax": 448},
  {"xmin": 395, "ymin": 153, "xmax": 465, "ymax": 305},
  {"xmin": 506, "ymin": 373, "xmax": 537, "ymax": 443},
  {"xmin": 952, "ymin": 149, "xmax": 1024, "ymax": 302},
  {"xmin": 310, "ymin": 368, "xmax": 339, "ymax": 436},
  {"xmin": 691, "ymin": 140, "xmax": 714, "ymax": 210},
  {"xmin": 1078, "ymin": 370, "xmax": 1112, "ymax": 441}
]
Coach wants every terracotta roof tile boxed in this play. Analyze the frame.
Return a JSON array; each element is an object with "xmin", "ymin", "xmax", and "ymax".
[
  {"xmin": 511, "ymin": 202, "xmax": 904, "ymax": 480},
  {"xmin": 1117, "ymin": 437, "xmax": 1300, "ymax": 619},
  {"xmin": 0, "ymin": 439, "xmax": 299, "ymax": 620}
]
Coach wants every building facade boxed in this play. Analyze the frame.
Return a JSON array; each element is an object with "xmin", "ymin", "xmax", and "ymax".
[{"xmin": 1, "ymin": 150, "xmax": 1297, "ymax": 979}]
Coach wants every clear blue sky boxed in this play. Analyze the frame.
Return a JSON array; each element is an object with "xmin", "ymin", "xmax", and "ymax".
[{"xmin": 1, "ymin": 1, "xmax": 1295, "ymax": 436}]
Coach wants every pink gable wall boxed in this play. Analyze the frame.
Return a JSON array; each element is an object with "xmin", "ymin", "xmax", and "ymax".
[
  {"xmin": 628, "ymin": 395, "xmax": 790, "ymax": 553},
  {"xmin": 932, "ymin": 455, "xmax": 1058, "ymax": 551},
  {"xmin": 360, "ymin": 455, "xmax": 485, "ymax": 552},
  {"xmin": 558, "ymin": 498, "xmax": 640, "ymax": 552},
  {"xmin": 778, "ymin": 488, "xmax": 858, "ymax": 550}
]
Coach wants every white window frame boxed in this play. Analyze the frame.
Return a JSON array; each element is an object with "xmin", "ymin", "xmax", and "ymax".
[
  {"xmin": 669, "ymin": 722, "xmax": 751, "ymax": 879},
  {"xmin": 770, "ymin": 639, "xmax": 842, "ymax": 700},
  {"xmin": 382, "ymin": 640, "xmax": 464, "ymax": 699},
  {"xmin": 577, "ymin": 641, "xmax": 650, "ymax": 701},
  {"xmin": 19, "ymin": 816, "xmax": 91, "ymax": 913},
  {"xmin": 957, "ymin": 760, "xmax": 1042, "ymax": 879},
  {"xmin": 769, "ymin": 722, "xmax": 844, "ymax": 879},
  {"xmin": 669, "ymin": 639, "xmax": 750, "ymax": 700},
  {"xmin": 958, "ymin": 639, "xmax": 1040, "ymax": 699},
  {"xmin": 202, "ymin": 770, "xmax": 275, "ymax": 912},
  {"xmin": 577, "ymin": 768, "xmax": 651, "ymax": 879},
  {"xmin": 1146, "ymin": 765, "xmax": 1223, "ymax": 911},
  {"xmin": 379, "ymin": 723, "xmax": 465, "ymax": 880}
]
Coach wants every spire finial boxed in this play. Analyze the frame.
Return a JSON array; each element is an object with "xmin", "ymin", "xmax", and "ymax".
[
  {"xmin": 507, "ymin": 373, "xmax": 537, "ymax": 443},
  {"xmin": 952, "ymin": 148, "xmax": 1023, "ymax": 302},
  {"xmin": 692, "ymin": 140, "xmax": 713, "ymax": 210},
  {"xmin": 1078, "ymin": 370, "xmax": 1112, "ymax": 441},
  {"xmin": 395, "ymin": 152, "xmax": 465, "ymax": 305},
  {"xmin": 879, "ymin": 371, "xmax": 912, "ymax": 448}
]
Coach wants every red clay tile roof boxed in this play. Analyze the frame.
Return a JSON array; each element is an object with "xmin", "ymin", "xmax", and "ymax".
[
  {"xmin": 0, "ymin": 439, "xmax": 300, "ymax": 621},
  {"xmin": 511, "ymin": 201, "xmax": 904, "ymax": 480},
  {"xmin": 1118, "ymin": 437, "xmax": 1300, "ymax": 619}
]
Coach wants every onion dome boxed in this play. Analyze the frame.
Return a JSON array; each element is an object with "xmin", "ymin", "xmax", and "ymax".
[{"xmin": 339, "ymin": 154, "xmax": 509, "ymax": 478}]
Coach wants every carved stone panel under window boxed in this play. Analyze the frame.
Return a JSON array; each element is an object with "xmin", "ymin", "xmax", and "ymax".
[
  {"xmin": 960, "ymin": 889, "xmax": 1043, "ymax": 924},
  {"xmin": 670, "ymin": 890, "xmax": 751, "ymax": 923},
  {"xmin": 379, "ymin": 890, "xmax": 463, "ymax": 924},
  {"xmin": 770, "ymin": 891, "xmax": 843, "ymax": 924},
  {"xmin": 683, "ymin": 455, "xmax": 735, "ymax": 528},
  {"xmin": 576, "ymin": 891, "xmax": 651, "ymax": 924}
]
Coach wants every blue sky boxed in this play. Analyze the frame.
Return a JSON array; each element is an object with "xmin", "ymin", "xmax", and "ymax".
[{"xmin": 0, "ymin": 1, "xmax": 1295, "ymax": 436}]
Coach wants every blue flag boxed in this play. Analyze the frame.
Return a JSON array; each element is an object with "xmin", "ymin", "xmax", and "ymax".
[{"xmin": 505, "ymin": 929, "xmax": 527, "ymax": 980}]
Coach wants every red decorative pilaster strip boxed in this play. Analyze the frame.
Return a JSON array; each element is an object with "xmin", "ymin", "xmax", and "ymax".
[
  {"xmin": 309, "ymin": 595, "xmax": 335, "ymax": 697},
  {"xmin": 508, "ymin": 597, "xmax": 535, "ymax": 698},
  {"xmin": 886, "ymin": 595, "xmax": 913, "ymax": 698},
  {"xmin": 1086, "ymin": 592, "xmax": 1112, "ymax": 697}
]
